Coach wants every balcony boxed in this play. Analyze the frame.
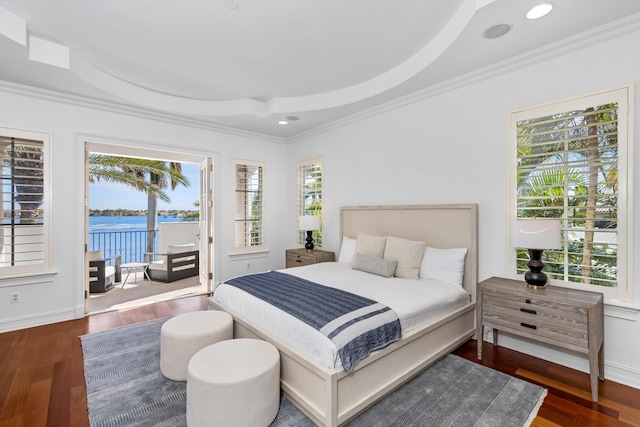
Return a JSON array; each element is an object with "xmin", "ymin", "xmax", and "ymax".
[
  {"xmin": 87, "ymin": 222, "xmax": 208, "ymax": 313},
  {"xmin": 89, "ymin": 229, "xmax": 157, "ymax": 264}
]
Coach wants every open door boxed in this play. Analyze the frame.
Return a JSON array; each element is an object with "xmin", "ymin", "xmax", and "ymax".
[
  {"xmin": 199, "ymin": 157, "xmax": 213, "ymax": 290},
  {"xmin": 83, "ymin": 144, "xmax": 91, "ymax": 313}
]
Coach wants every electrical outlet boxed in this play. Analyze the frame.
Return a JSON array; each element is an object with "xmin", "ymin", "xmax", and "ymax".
[
  {"xmin": 247, "ymin": 262, "xmax": 251, "ymax": 269},
  {"xmin": 10, "ymin": 292, "xmax": 21, "ymax": 303}
]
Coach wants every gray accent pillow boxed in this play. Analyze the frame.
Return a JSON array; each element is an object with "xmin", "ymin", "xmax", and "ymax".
[{"xmin": 352, "ymin": 253, "xmax": 398, "ymax": 278}]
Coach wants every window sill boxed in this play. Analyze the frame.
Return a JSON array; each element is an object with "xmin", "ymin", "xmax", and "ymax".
[
  {"xmin": 604, "ymin": 300, "xmax": 640, "ymax": 321},
  {"xmin": 228, "ymin": 249, "xmax": 270, "ymax": 260},
  {"xmin": 0, "ymin": 271, "xmax": 58, "ymax": 287}
]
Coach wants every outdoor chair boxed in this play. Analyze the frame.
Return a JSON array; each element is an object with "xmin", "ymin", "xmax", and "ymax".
[
  {"xmin": 88, "ymin": 250, "xmax": 121, "ymax": 293},
  {"xmin": 145, "ymin": 243, "xmax": 199, "ymax": 283}
]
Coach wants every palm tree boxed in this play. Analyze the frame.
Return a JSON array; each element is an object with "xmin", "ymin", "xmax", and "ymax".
[
  {"xmin": 12, "ymin": 145, "xmax": 44, "ymax": 224},
  {"xmin": 89, "ymin": 155, "xmax": 183, "ymax": 203},
  {"xmin": 89, "ymin": 154, "xmax": 190, "ymax": 252},
  {"xmin": 516, "ymin": 104, "xmax": 619, "ymax": 286},
  {"xmin": 145, "ymin": 162, "xmax": 189, "ymax": 252}
]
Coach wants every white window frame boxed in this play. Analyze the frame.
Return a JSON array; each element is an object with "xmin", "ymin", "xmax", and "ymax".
[
  {"xmin": 232, "ymin": 159, "xmax": 265, "ymax": 253},
  {"xmin": 297, "ymin": 157, "xmax": 323, "ymax": 248},
  {"xmin": 508, "ymin": 86, "xmax": 633, "ymax": 303},
  {"xmin": 0, "ymin": 126, "xmax": 52, "ymax": 278}
]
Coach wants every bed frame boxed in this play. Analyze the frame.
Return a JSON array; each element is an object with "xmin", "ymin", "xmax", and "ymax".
[{"xmin": 208, "ymin": 204, "xmax": 478, "ymax": 426}]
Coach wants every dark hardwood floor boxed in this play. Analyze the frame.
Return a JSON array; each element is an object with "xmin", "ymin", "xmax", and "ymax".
[{"xmin": 1, "ymin": 295, "xmax": 639, "ymax": 426}]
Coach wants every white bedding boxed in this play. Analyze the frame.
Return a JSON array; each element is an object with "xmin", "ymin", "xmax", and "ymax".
[{"xmin": 213, "ymin": 262, "xmax": 471, "ymax": 369}]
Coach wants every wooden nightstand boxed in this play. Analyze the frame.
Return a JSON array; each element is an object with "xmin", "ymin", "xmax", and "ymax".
[
  {"xmin": 285, "ymin": 248, "xmax": 335, "ymax": 268},
  {"xmin": 476, "ymin": 276, "xmax": 604, "ymax": 402}
]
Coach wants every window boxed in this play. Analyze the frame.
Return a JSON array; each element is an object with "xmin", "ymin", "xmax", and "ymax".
[
  {"xmin": 233, "ymin": 159, "xmax": 264, "ymax": 251},
  {"xmin": 297, "ymin": 158, "xmax": 323, "ymax": 247},
  {"xmin": 0, "ymin": 127, "xmax": 51, "ymax": 277},
  {"xmin": 510, "ymin": 87, "xmax": 631, "ymax": 302}
]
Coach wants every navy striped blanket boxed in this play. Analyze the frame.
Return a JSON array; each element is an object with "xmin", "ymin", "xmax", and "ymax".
[{"xmin": 224, "ymin": 270, "xmax": 401, "ymax": 371}]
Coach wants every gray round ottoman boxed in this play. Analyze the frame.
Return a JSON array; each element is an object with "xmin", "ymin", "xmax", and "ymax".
[
  {"xmin": 160, "ymin": 310, "xmax": 233, "ymax": 381},
  {"xmin": 186, "ymin": 338, "xmax": 280, "ymax": 427}
]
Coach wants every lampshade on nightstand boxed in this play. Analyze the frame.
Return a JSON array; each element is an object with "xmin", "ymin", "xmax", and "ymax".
[
  {"xmin": 512, "ymin": 219, "xmax": 561, "ymax": 288},
  {"xmin": 299, "ymin": 215, "xmax": 320, "ymax": 251}
]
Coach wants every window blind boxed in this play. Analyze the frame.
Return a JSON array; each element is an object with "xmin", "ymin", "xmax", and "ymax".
[
  {"xmin": 234, "ymin": 161, "xmax": 264, "ymax": 249},
  {"xmin": 0, "ymin": 134, "xmax": 47, "ymax": 272},
  {"xmin": 297, "ymin": 158, "xmax": 323, "ymax": 247},
  {"xmin": 514, "ymin": 97, "xmax": 624, "ymax": 291}
]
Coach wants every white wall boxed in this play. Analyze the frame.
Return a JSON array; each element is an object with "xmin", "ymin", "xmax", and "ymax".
[
  {"xmin": 0, "ymin": 87, "xmax": 288, "ymax": 332},
  {"xmin": 287, "ymin": 25, "xmax": 640, "ymax": 388},
  {"xmin": 158, "ymin": 222, "xmax": 199, "ymax": 253}
]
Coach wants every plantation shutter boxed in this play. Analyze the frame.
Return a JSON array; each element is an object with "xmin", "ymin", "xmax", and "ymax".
[
  {"xmin": 512, "ymin": 87, "xmax": 629, "ymax": 299},
  {"xmin": 297, "ymin": 158, "xmax": 323, "ymax": 247},
  {"xmin": 234, "ymin": 160, "xmax": 264, "ymax": 250},
  {"xmin": 0, "ymin": 131, "xmax": 50, "ymax": 275}
]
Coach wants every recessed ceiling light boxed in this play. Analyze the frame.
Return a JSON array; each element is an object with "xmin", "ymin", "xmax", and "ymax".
[
  {"xmin": 223, "ymin": 0, "xmax": 239, "ymax": 10},
  {"xmin": 526, "ymin": 3, "xmax": 553, "ymax": 20},
  {"xmin": 286, "ymin": 116, "xmax": 299, "ymax": 121},
  {"xmin": 278, "ymin": 120, "xmax": 289, "ymax": 125},
  {"xmin": 483, "ymin": 23, "xmax": 512, "ymax": 39}
]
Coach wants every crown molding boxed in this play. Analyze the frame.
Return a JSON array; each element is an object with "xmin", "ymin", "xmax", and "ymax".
[
  {"xmin": 288, "ymin": 12, "xmax": 640, "ymax": 144},
  {"xmin": 0, "ymin": 80, "xmax": 286, "ymax": 144}
]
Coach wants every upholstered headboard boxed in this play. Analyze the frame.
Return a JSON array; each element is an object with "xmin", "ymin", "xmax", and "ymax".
[{"xmin": 340, "ymin": 204, "xmax": 478, "ymax": 302}]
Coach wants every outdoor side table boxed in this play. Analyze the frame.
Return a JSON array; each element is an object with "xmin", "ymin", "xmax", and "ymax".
[{"xmin": 120, "ymin": 262, "xmax": 153, "ymax": 287}]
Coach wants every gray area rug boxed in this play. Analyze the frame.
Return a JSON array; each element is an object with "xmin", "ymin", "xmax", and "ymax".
[{"xmin": 81, "ymin": 317, "xmax": 546, "ymax": 427}]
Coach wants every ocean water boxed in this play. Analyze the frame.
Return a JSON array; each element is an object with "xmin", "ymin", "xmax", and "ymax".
[
  {"xmin": 89, "ymin": 215, "xmax": 188, "ymax": 232},
  {"xmin": 89, "ymin": 216, "xmax": 192, "ymax": 263}
]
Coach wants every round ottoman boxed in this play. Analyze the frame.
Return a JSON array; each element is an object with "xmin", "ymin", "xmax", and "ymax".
[
  {"xmin": 186, "ymin": 338, "xmax": 280, "ymax": 427},
  {"xmin": 160, "ymin": 310, "xmax": 233, "ymax": 381}
]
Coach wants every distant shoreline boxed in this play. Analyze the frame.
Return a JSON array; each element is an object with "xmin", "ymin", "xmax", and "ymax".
[{"xmin": 89, "ymin": 209, "xmax": 198, "ymax": 217}]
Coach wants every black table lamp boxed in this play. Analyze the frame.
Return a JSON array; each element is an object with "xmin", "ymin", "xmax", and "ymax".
[{"xmin": 512, "ymin": 219, "xmax": 561, "ymax": 288}]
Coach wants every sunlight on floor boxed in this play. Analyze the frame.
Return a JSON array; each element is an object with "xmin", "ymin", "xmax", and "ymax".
[{"xmin": 88, "ymin": 272, "xmax": 208, "ymax": 313}]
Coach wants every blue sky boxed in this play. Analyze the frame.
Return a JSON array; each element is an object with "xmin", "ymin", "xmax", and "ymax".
[{"xmin": 89, "ymin": 162, "xmax": 201, "ymax": 211}]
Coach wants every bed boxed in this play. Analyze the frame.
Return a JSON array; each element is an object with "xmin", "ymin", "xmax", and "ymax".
[{"xmin": 208, "ymin": 204, "xmax": 478, "ymax": 426}]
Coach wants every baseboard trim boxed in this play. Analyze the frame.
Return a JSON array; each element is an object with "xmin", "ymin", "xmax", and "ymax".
[
  {"xmin": 0, "ymin": 308, "xmax": 76, "ymax": 333},
  {"xmin": 483, "ymin": 332, "xmax": 640, "ymax": 390}
]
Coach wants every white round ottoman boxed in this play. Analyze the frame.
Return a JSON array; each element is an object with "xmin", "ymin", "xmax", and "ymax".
[
  {"xmin": 186, "ymin": 338, "xmax": 280, "ymax": 427},
  {"xmin": 160, "ymin": 310, "xmax": 233, "ymax": 381}
]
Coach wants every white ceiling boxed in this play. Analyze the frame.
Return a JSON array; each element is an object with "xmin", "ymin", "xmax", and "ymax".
[{"xmin": 1, "ymin": 0, "xmax": 639, "ymax": 139}]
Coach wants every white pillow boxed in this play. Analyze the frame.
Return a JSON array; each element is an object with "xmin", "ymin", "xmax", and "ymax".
[
  {"xmin": 338, "ymin": 236, "xmax": 357, "ymax": 263},
  {"xmin": 383, "ymin": 236, "xmax": 426, "ymax": 280},
  {"xmin": 87, "ymin": 250, "xmax": 103, "ymax": 262},
  {"xmin": 350, "ymin": 233, "xmax": 387, "ymax": 266},
  {"xmin": 419, "ymin": 247, "xmax": 468, "ymax": 286}
]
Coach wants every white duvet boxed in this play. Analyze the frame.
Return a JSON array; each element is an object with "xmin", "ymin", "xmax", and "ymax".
[{"xmin": 212, "ymin": 262, "xmax": 470, "ymax": 369}]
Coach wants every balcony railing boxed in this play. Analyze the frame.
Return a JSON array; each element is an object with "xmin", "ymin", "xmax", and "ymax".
[{"xmin": 89, "ymin": 229, "xmax": 158, "ymax": 264}]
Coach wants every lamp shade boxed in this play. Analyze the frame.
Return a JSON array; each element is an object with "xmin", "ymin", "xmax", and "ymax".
[
  {"xmin": 299, "ymin": 215, "xmax": 320, "ymax": 231},
  {"xmin": 512, "ymin": 219, "xmax": 561, "ymax": 249}
]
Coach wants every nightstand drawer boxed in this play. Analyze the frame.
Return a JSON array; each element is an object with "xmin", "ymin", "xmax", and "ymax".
[
  {"xmin": 482, "ymin": 288, "xmax": 590, "ymax": 315},
  {"xmin": 285, "ymin": 248, "xmax": 335, "ymax": 268},
  {"xmin": 482, "ymin": 302, "xmax": 589, "ymax": 349},
  {"xmin": 286, "ymin": 253, "xmax": 315, "ymax": 267},
  {"xmin": 483, "ymin": 294, "xmax": 588, "ymax": 331}
]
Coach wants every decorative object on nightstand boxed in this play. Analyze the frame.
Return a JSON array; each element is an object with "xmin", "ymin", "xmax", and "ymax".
[
  {"xmin": 512, "ymin": 219, "xmax": 561, "ymax": 288},
  {"xmin": 286, "ymin": 248, "xmax": 334, "ymax": 268},
  {"xmin": 299, "ymin": 215, "xmax": 320, "ymax": 251},
  {"xmin": 476, "ymin": 276, "xmax": 604, "ymax": 402}
]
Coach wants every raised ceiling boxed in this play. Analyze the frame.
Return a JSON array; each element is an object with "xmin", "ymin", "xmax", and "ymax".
[{"xmin": 1, "ymin": 0, "xmax": 639, "ymax": 139}]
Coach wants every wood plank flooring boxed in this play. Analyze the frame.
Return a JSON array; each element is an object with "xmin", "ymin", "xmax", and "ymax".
[{"xmin": 1, "ymin": 294, "xmax": 639, "ymax": 426}]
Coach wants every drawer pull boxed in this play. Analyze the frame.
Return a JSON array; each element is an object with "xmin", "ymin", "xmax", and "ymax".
[
  {"xmin": 520, "ymin": 322, "xmax": 537, "ymax": 330},
  {"xmin": 520, "ymin": 308, "xmax": 537, "ymax": 315},
  {"xmin": 296, "ymin": 259, "xmax": 302, "ymax": 263},
  {"xmin": 525, "ymin": 299, "xmax": 531, "ymax": 304}
]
